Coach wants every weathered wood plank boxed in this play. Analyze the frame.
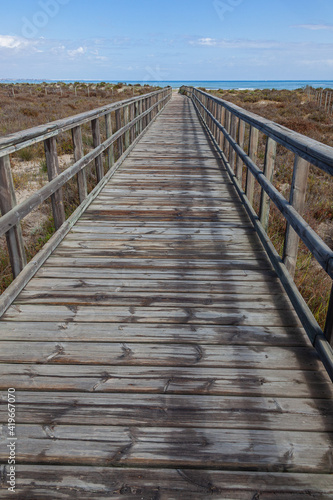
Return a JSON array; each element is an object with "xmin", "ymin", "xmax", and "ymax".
[
  {"xmin": 91, "ymin": 118, "xmax": 104, "ymax": 182},
  {"xmin": 259, "ymin": 136, "xmax": 277, "ymax": 231},
  {"xmin": 43, "ymin": 257, "xmax": 274, "ymax": 271},
  {"xmin": 35, "ymin": 266, "xmax": 278, "ymax": 281},
  {"xmin": 0, "ymin": 321, "xmax": 307, "ymax": 346},
  {"xmin": 15, "ymin": 290, "xmax": 292, "ymax": 311},
  {"xmin": 0, "ymin": 342, "xmax": 317, "ymax": 369},
  {"xmin": 0, "ymin": 154, "xmax": 27, "ymax": 277},
  {"xmin": 1, "ymin": 466, "xmax": 331, "ymax": 500},
  {"xmin": 23, "ymin": 277, "xmax": 283, "ymax": 294},
  {"xmin": 0, "ymin": 364, "xmax": 330, "ymax": 397},
  {"xmin": 1, "ymin": 424, "xmax": 332, "ymax": 472},
  {"xmin": 2, "ymin": 304, "xmax": 301, "ymax": 326},
  {"xmin": 1, "ymin": 392, "xmax": 332, "ymax": 431},
  {"xmin": 72, "ymin": 126, "xmax": 87, "ymax": 203},
  {"xmin": 283, "ymin": 155, "xmax": 310, "ymax": 277},
  {"xmin": 44, "ymin": 136, "xmax": 66, "ymax": 230},
  {"xmin": 1, "ymin": 92, "xmax": 331, "ymax": 491}
]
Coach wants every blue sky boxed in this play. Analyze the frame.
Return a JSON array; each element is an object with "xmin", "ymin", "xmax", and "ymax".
[{"xmin": 0, "ymin": 0, "xmax": 333, "ymax": 81}]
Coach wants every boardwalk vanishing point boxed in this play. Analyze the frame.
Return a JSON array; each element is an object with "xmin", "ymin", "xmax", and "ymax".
[{"xmin": 0, "ymin": 89, "xmax": 333, "ymax": 498}]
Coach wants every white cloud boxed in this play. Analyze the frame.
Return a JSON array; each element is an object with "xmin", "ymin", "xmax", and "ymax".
[
  {"xmin": 67, "ymin": 46, "xmax": 86, "ymax": 57},
  {"xmin": 195, "ymin": 37, "xmax": 217, "ymax": 46},
  {"xmin": 0, "ymin": 35, "xmax": 32, "ymax": 50},
  {"xmin": 189, "ymin": 37, "xmax": 282, "ymax": 49},
  {"xmin": 292, "ymin": 24, "xmax": 333, "ymax": 31}
]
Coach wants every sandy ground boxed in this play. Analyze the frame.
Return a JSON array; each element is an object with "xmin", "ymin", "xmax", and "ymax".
[{"xmin": 3, "ymin": 154, "xmax": 74, "ymax": 248}]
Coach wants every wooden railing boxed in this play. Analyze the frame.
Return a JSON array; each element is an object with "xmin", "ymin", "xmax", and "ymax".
[
  {"xmin": 0, "ymin": 87, "xmax": 172, "ymax": 312},
  {"xmin": 181, "ymin": 85, "xmax": 333, "ymax": 379}
]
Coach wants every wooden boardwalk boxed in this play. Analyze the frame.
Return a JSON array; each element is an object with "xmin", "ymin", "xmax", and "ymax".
[{"xmin": 1, "ymin": 93, "xmax": 333, "ymax": 498}]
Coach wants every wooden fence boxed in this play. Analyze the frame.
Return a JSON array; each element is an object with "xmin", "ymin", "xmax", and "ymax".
[
  {"xmin": 307, "ymin": 87, "xmax": 333, "ymax": 115},
  {"xmin": 181, "ymin": 85, "xmax": 333, "ymax": 378},
  {"xmin": 0, "ymin": 87, "xmax": 172, "ymax": 312}
]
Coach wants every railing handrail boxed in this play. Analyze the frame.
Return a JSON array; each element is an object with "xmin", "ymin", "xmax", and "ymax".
[
  {"xmin": 186, "ymin": 87, "xmax": 333, "ymax": 176},
  {"xmin": 0, "ymin": 86, "xmax": 172, "ymax": 291},
  {"xmin": 0, "ymin": 87, "xmax": 171, "ymax": 157},
  {"xmin": 181, "ymin": 85, "xmax": 333, "ymax": 380},
  {"xmin": 0, "ymin": 97, "xmax": 164, "ymax": 239}
]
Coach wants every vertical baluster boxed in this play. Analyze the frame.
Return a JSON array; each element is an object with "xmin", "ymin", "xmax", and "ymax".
[
  {"xmin": 134, "ymin": 101, "xmax": 139, "ymax": 136},
  {"xmin": 245, "ymin": 126, "xmax": 259, "ymax": 205},
  {"xmin": 259, "ymin": 137, "xmax": 277, "ymax": 231},
  {"xmin": 324, "ymin": 287, "xmax": 333, "ymax": 346},
  {"xmin": 210, "ymin": 100, "xmax": 214, "ymax": 136},
  {"xmin": 145, "ymin": 96, "xmax": 149, "ymax": 128},
  {"xmin": 211, "ymin": 100, "xmax": 215, "ymax": 134},
  {"xmin": 44, "ymin": 137, "xmax": 66, "ymax": 230},
  {"xmin": 216, "ymin": 104, "xmax": 222, "ymax": 146},
  {"xmin": 130, "ymin": 103, "xmax": 135, "ymax": 144},
  {"xmin": 0, "ymin": 154, "xmax": 27, "ymax": 277},
  {"xmin": 115, "ymin": 109, "xmax": 123, "ymax": 156},
  {"xmin": 235, "ymin": 120, "xmax": 245, "ymax": 184},
  {"xmin": 141, "ymin": 98, "xmax": 146, "ymax": 130},
  {"xmin": 124, "ymin": 105, "xmax": 130, "ymax": 150},
  {"xmin": 213, "ymin": 101, "xmax": 218, "ymax": 139},
  {"xmin": 206, "ymin": 98, "xmax": 210, "ymax": 128},
  {"xmin": 91, "ymin": 118, "xmax": 104, "ymax": 182},
  {"xmin": 140, "ymin": 99, "xmax": 144, "ymax": 133},
  {"xmin": 105, "ymin": 113, "xmax": 114, "ymax": 170},
  {"xmin": 205, "ymin": 96, "xmax": 209, "ymax": 124},
  {"xmin": 229, "ymin": 115, "xmax": 239, "ymax": 171},
  {"xmin": 224, "ymin": 111, "xmax": 231, "ymax": 157},
  {"xmin": 219, "ymin": 106, "xmax": 226, "ymax": 151},
  {"xmin": 72, "ymin": 126, "xmax": 87, "ymax": 202},
  {"xmin": 282, "ymin": 155, "xmax": 310, "ymax": 278}
]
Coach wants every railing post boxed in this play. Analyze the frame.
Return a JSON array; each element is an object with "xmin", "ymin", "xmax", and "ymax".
[
  {"xmin": 229, "ymin": 114, "xmax": 239, "ymax": 171},
  {"xmin": 245, "ymin": 126, "xmax": 259, "ymax": 205},
  {"xmin": 235, "ymin": 120, "xmax": 245, "ymax": 183},
  {"xmin": 115, "ymin": 109, "xmax": 123, "ymax": 156},
  {"xmin": 219, "ymin": 106, "xmax": 226, "ymax": 151},
  {"xmin": 124, "ymin": 105, "xmax": 130, "ymax": 150},
  {"xmin": 91, "ymin": 119, "xmax": 104, "ymax": 182},
  {"xmin": 324, "ymin": 286, "xmax": 333, "ymax": 346},
  {"xmin": 282, "ymin": 155, "xmax": 310, "ymax": 278},
  {"xmin": 213, "ymin": 101, "xmax": 218, "ymax": 139},
  {"xmin": 44, "ymin": 137, "xmax": 66, "ymax": 230},
  {"xmin": 0, "ymin": 154, "xmax": 27, "ymax": 277},
  {"xmin": 259, "ymin": 137, "xmax": 277, "ymax": 232},
  {"xmin": 225, "ymin": 111, "xmax": 232, "ymax": 156},
  {"xmin": 72, "ymin": 126, "xmax": 87, "ymax": 203},
  {"xmin": 105, "ymin": 112, "xmax": 115, "ymax": 170},
  {"xmin": 144, "ymin": 97, "xmax": 148, "ymax": 128},
  {"xmin": 130, "ymin": 103, "xmax": 135, "ymax": 144},
  {"xmin": 139, "ymin": 99, "xmax": 144, "ymax": 133},
  {"xmin": 134, "ymin": 101, "xmax": 139, "ymax": 136}
]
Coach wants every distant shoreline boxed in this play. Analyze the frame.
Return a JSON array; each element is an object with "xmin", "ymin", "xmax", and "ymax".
[{"xmin": 1, "ymin": 80, "xmax": 333, "ymax": 91}]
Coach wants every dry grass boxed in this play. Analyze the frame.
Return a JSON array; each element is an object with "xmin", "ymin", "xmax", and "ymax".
[
  {"xmin": 0, "ymin": 82, "xmax": 161, "ymax": 294},
  {"xmin": 206, "ymin": 87, "xmax": 333, "ymax": 329}
]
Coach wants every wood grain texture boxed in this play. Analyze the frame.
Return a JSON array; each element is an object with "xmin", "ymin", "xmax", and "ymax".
[
  {"xmin": 0, "ymin": 92, "xmax": 332, "ymax": 497},
  {"xmin": 1, "ymin": 466, "xmax": 332, "ymax": 500},
  {"xmin": 1, "ymin": 424, "xmax": 333, "ymax": 472},
  {"xmin": 0, "ymin": 154, "xmax": 27, "ymax": 277}
]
